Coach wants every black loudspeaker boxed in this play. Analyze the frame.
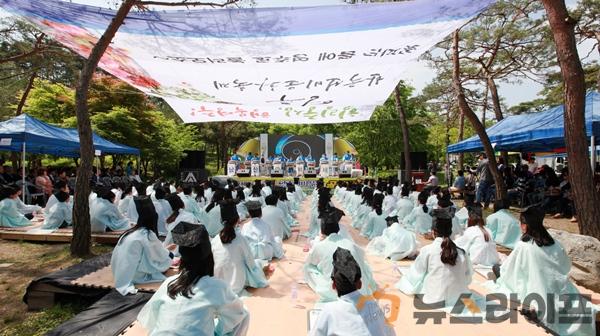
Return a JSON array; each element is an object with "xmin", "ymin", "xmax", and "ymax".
[
  {"xmin": 304, "ymin": 173, "xmax": 317, "ymax": 178},
  {"xmin": 270, "ymin": 173, "xmax": 284, "ymax": 178},
  {"xmin": 237, "ymin": 172, "xmax": 250, "ymax": 177},
  {"xmin": 179, "ymin": 150, "xmax": 206, "ymax": 170},
  {"xmin": 400, "ymin": 152, "xmax": 427, "ymax": 171},
  {"xmin": 339, "ymin": 173, "xmax": 351, "ymax": 178}
]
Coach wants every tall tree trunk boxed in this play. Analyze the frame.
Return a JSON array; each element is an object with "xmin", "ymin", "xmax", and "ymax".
[
  {"xmin": 542, "ymin": 0, "xmax": 600, "ymax": 239},
  {"xmin": 393, "ymin": 85, "xmax": 412, "ymax": 179},
  {"xmin": 71, "ymin": 0, "xmax": 137, "ymax": 257},
  {"xmin": 457, "ymin": 110, "xmax": 465, "ymax": 170},
  {"xmin": 15, "ymin": 71, "xmax": 37, "ymax": 115},
  {"xmin": 452, "ymin": 30, "xmax": 507, "ymax": 201},
  {"xmin": 487, "ymin": 77, "xmax": 510, "ymax": 169}
]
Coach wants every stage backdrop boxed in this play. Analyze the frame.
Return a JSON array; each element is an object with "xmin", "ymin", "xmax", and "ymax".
[
  {"xmin": 0, "ymin": 0, "xmax": 493, "ymax": 124},
  {"xmin": 268, "ymin": 135, "xmax": 325, "ymax": 160}
]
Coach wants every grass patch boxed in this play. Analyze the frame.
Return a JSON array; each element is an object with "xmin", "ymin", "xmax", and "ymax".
[{"xmin": 0, "ymin": 303, "xmax": 86, "ymax": 336}]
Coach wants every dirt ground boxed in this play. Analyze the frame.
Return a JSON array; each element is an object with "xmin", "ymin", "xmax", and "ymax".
[{"xmin": 0, "ymin": 241, "xmax": 112, "ymax": 335}]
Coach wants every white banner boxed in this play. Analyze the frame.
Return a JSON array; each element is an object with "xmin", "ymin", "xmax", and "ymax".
[{"xmin": 0, "ymin": 0, "xmax": 493, "ymax": 123}]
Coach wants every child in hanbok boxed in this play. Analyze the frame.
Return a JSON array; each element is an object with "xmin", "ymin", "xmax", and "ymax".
[
  {"xmin": 212, "ymin": 200, "xmax": 268, "ymax": 295},
  {"xmin": 455, "ymin": 204, "xmax": 499, "ymax": 266},
  {"xmin": 111, "ymin": 197, "xmax": 173, "ymax": 295},
  {"xmin": 396, "ymin": 217, "xmax": 473, "ymax": 306},
  {"xmin": 42, "ymin": 191, "xmax": 72, "ymax": 229},
  {"xmin": 138, "ymin": 223, "xmax": 249, "ymax": 336}
]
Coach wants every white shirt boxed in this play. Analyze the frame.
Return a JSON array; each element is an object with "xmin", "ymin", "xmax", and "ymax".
[
  {"xmin": 261, "ymin": 205, "xmax": 288, "ymax": 239},
  {"xmin": 396, "ymin": 237, "xmax": 473, "ymax": 305},
  {"xmin": 310, "ymin": 290, "xmax": 396, "ymax": 336},
  {"xmin": 455, "ymin": 226, "xmax": 500, "ymax": 266}
]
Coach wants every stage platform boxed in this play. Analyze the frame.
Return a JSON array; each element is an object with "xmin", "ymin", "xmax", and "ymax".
[
  {"xmin": 40, "ymin": 196, "xmax": 599, "ymax": 336},
  {"xmin": 235, "ymin": 176, "xmax": 361, "ymax": 189}
]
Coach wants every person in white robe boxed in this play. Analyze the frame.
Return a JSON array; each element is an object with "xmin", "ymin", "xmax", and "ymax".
[
  {"xmin": 118, "ymin": 185, "xmax": 135, "ymax": 222},
  {"xmin": 430, "ymin": 195, "xmax": 463, "ymax": 240},
  {"xmin": 393, "ymin": 186, "xmax": 414, "ymax": 222},
  {"xmin": 262, "ymin": 194, "xmax": 290, "ymax": 240},
  {"xmin": 179, "ymin": 186, "xmax": 209, "ymax": 225},
  {"xmin": 454, "ymin": 204, "xmax": 499, "ymax": 266},
  {"xmin": 293, "ymin": 177, "xmax": 306, "ymax": 201},
  {"xmin": 44, "ymin": 180, "xmax": 69, "ymax": 214},
  {"xmin": 382, "ymin": 185, "xmax": 397, "ymax": 216},
  {"xmin": 487, "ymin": 206, "xmax": 597, "ymax": 336},
  {"xmin": 304, "ymin": 208, "xmax": 377, "ymax": 303},
  {"xmin": 240, "ymin": 201, "xmax": 284, "ymax": 261},
  {"xmin": 310, "ymin": 247, "xmax": 396, "ymax": 336},
  {"xmin": 402, "ymin": 191, "xmax": 432, "ymax": 234},
  {"xmin": 366, "ymin": 219, "xmax": 419, "ymax": 261},
  {"xmin": 152, "ymin": 187, "xmax": 171, "ymax": 237},
  {"xmin": 138, "ymin": 223, "xmax": 249, "ymax": 336},
  {"xmin": 485, "ymin": 199, "xmax": 522, "ymax": 249},
  {"xmin": 212, "ymin": 200, "xmax": 268, "ymax": 295},
  {"xmin": 351, "ymin": 188, "xmax": 373, "ymax": 230},
  {"xmin": 396, "ymin": 217, "xmax": 473, "ymax": 306},
  {"xmin": 90, "ymin": 189, "xmax": 131, "ymax": 232},
  {"xmin": 0, "ymin": 186, "xmax": 33, "ymax": 227},
  {"xmin": 261, "ymin": 180, "xmax": 272, "ymax": 197},
  {"xmin": 42, "ymin": 191, "xmax": 73, "ymax": 230},
  {"xmin": 361, "ymin": 193, "xmax": 388, "ymax": 239},
  {"xmin": 204, "ymin": 188, "xmax": 226, "ymax": 237},
  {"xmin": 111, "ymin": 197, "xmax": 174, "ymax": 295}
]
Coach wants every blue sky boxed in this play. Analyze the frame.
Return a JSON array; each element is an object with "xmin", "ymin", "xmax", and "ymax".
[{"xmin": 1, "ymin": 0, "xmax": 596, "ymax": 109}]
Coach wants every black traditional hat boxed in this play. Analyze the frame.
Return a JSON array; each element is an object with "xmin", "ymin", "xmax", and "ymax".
[
  {"xmin": 331, "ymin": 247, "xmax": 361, "ymax": 294},
  {"xmin": 171, "ymin": 222, "xmax": 210, "ymax": 251}
]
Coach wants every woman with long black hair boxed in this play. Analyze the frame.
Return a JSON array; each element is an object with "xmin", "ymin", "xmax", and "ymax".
[
  {"xmin": 138, "ymin": 223, "xmax": 249, "ymax": 335},
  {"xmin": 489, "ymin": 206, "xmax": 596, "ymax": 335},
  {"xmin": 360, "ymin": 193, "xmax": 387, "ymax": 239},
  {"xmin": 455, "ymin": 204, "xmax": 499, "ymax": 266},
  {"xmin": 396, "ymin": 216, "xmax": 472, "ymax": 306},
  {"xmin": 211, "ymin": 200, "xmax": 268, "ymax": 295},
  {"xmin": 402, "ymin": 191, "xmax": 433, "ymax": 234},
  {"xmin": 111, "ymin": 197, "xmax": 173, "ymax": 296}
]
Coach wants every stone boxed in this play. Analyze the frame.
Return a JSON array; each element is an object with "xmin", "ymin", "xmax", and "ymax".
[{"xmin": 549, "ymin": 228, "xmax": 600, "ymax": 293}]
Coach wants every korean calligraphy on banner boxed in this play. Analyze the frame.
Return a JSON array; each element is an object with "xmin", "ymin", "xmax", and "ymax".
[{"xmin": 0, "ymin": 0, "xmax": 495, "ymax": 124}]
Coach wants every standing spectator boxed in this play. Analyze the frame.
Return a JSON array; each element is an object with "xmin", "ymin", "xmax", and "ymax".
[
  {"xmin": 35, "ymin": 168, "xmax": 53, "ymax": 198},
  {"xmin": 475, "ymin": 153, "xmax": 495, "ymax": 208},
  {"xmin": 126, "ymin": 161, "xmax": 134, "ymax": 176},
  {"xmin": 463, "ymin": 168, "xmax": 477, "ymax": 206}
]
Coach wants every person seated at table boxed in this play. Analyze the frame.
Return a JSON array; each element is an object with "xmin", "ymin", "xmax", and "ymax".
[
  {"xmin": 304, "ymin": 208, "xmax": 377, "ymax": 302},
  {"xmin": 212, "ymin": 200, "xmax": 268, "ymax": 295},
  {"xmin": 111, "ymin": 197, "xmax": 174, "ymax": 295},
  {"xmin": 485, "ymin": 199, "xmax": 521, "ymax": 249},
  {"xmin": 310, "ymin": 247, "xmax": 396, "ymax": 336},
  {"xmin": 489, "ymin": 206, "xmax": 596, "ymax": 336},
  {"xmin": 360, "ymin": 193, "xmax": 387, "ymax": 239},
  {"xmin": 261, "ymin": 194, "xmax": 290, "ymax": 240},
  {"xmin": 449, "ymin": 170, "xmax": 465, "ymax": 198},
  {"xmin": 138, "ymin": 223, "xmax": 250, "ymax": 336},
  {"xmin": 241, "ymin": 201, "xmax": 284, "ymax": 261},
  {"xmin": 41, "ymin": 191, "xmax": 72, "ymax": 230},
  {"xmin": 455, "ymin": 204, "xmax": 499, "ymax": 266},
  {"xmin": 403, "ymin": 191, "xmax": 432, "ymax": 234},
  {"xmin": 396, "ymin": 217, "xmax": 473, "ymax": 306},
  {"xmin": 91, "ymin": 189, "xmax": 131, "ymax": 232},
  {"xmin": 366, "ymin": 213, "xmax": 418, "ymax": 261},
  {"xmin": 0, "ymin": 186, "xmax": 33, "ymax": 227}
]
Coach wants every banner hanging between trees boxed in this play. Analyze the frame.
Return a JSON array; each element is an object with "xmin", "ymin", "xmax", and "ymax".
[{"xmin": 0, "ymin": 0, "xmax": 493, "ymax": 124}]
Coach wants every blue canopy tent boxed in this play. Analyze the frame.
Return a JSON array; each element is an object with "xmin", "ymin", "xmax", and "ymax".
[
  {"xmin": 0, "ymin": 114, "xmax": 140, "ymax": 200},
  {"xmin": 447, "ymin": 92, "xmax": 600, "ymax": 158}
]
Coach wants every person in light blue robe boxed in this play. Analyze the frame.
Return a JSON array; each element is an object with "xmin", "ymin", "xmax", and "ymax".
[
  {"xmin": 42, "ymin": 191, "xmax": 73, "ymax": 230},
  {"xmin": 90, "ymin": 189, "xmax": 131, "ymax": 232},
  {"xmin": 485, "ymin": 199, "xmax": 522, "ymax": 249},
  {"xmin": 275, "ymin": 188, "xmax": 297, "ymax": 227},
  {"xmin": 241, "ymin": 201, "xmax": 284, "ymax": 261},
  {"xmin": 262, "ymin": 194, "xmax": 290, "ymax": 240},
  {"xmin": 138, "ymin": 223, "xmax": 249, "ymax": 336},
  {"xmin": 402, "ymin": 191, "xmax": 432, "ymax": 234},
  {"xmin": 366, "ymin": 220, "xmax": 419, "ymax": 261},
  {"xmin": 487, "ymin": 206, "xmax": 597, "ymax": 336},
  {"xmin": 179, "ymin": 186, "xmax": 209, "ymax": 225},
  {"xmin": 394, "ymin": 186, "xmax": 415, "ymax": 222},
  {"xmin": 360, "ymin": 193, "xmax": 387, "ymax": 239},
  {"xmin": 204, "ymin": 188, "xmax": 226, "ymax": 238},
  {"xmin": 304, "ymin": 186, "xmax": 330, "ymax": 238},
  {"xmin": 212, "ymin": 200, "xmax": 268, "ymax": 295},
  {"xmin": 44, "ymin": 180, "xmax": 69, "ymax": 215},
  {"xmin": 118, "ymin": 185, "xmax": 135, "ymax": 222},
  {"xmin": 111, "ymin": 197, "xmax": 173, "ymax": 296},
  {"xmin": 0, "ymin": 186, "xmax": 32, "ymax": 227},
  {"xmin": 351, "ymin": 188, "xmax": 373, "ymax": 230},
  {"xmin": 304, "ymin": 207, "xmax": 377, "ymax": 303},
  {"xmin": 163, "ymin": 194, "xmax": 198, "ymax": 251},
  {"xmin": 152, "ymin": 187, "xmax": 171, "ymax": 237}
]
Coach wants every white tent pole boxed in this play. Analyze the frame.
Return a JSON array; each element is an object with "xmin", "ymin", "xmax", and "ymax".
[
  {"xmin": 21, "ymin": 142, "xmax": 26, "ymax": 203},
  {"xmin": 592, "ymin": 136, "xmax": 597, "ymax": 171}
]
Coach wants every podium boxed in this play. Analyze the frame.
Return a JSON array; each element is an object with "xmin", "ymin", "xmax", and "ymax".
[
  {"xmin": 236, "ymin": 162, "xmax": 250, "ymax": 177},
  {"xmin": 227, "ymin": 160, "xmax": 237, "ymax": 177},
  {"xmin": 330, "ymin": 161, "xmax": 339, "ymax": 177},
  {"xmin": 319, "ymin": 161, "xmax": 329, "ymax": 177},
  {"xmin": 286, "ymin": 161, "xmax": 295, "ymax": 177},
  {"xmin": 250, "ymin": 160, "xmax": 260, "ymax": 177},
  {"xmin": 306, "ymin": 162, "xmax": 317, "ymax": 177},
  {"xmin": 339, "ymin": 161, "xmax": 353, "ymax": 177},
  {"xmin": 271, "ymin": 161, "xmax": 284, "ymax": 177}
]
